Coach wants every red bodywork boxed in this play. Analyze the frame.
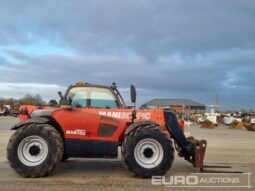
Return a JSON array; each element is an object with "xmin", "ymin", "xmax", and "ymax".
[
  {"xmin": 19, "ymin": 105, "xmax": 184, "ymax": 142},
  {"xmin": 13, "ymin": 83, "xmax": 209, "ymax": 170}
]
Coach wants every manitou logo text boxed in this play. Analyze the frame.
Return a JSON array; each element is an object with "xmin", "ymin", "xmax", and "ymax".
[
  {"xmin": 99, "ymin": 111, "xmax": 151, "ymax": 120},
  {"xmin": 66, "ymin": 129, "xmax": 86, "ymax": 136}
]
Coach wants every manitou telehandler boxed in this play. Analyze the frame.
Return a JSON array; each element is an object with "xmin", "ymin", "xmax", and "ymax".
[{"xmin": 7, "ymin": 81, "xmax": 207, "ymax": 178}]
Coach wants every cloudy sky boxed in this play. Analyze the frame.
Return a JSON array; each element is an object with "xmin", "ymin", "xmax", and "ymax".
[{"xmin": 0, "ymin": 0, "xmax": 255, "ymax": 110}]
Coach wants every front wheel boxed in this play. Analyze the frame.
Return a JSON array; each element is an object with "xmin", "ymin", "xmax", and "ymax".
[
  {"xmin": 122, "ymin": 124, "xmax": 174, "ymax": 178},
  {"xmin": 7, "ymin": 123, "xmax": 63, "ymax": 177}
]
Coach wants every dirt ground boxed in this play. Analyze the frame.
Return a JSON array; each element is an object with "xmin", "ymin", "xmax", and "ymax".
[{"xmin": 0, "ymin": 116, "xmax": 254, "ymax": 191}]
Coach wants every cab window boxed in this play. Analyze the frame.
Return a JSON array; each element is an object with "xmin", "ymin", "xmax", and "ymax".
[{"xmin": 67, "ymin": 87, "xmax": 119, "ymax": 108}]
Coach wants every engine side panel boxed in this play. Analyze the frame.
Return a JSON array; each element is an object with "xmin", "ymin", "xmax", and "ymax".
[
  {"xmin": 51, "ymin": 110, "xmax": 127, "ymax": 158},
  {"xmin": 52, "ymin": 110, "xmax": 127, "ymax": 142}
]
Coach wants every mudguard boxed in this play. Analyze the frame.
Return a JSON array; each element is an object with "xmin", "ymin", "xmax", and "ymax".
[
  {"xmin": 11, "ymin": 117, "xmax": 50, "ymax": 130},
  {"xmin": 124, "ymin": 120, "xmax": 158, "ymax": 135},
  {"xmin": 30, "ymin": 109, "xmax": 57, "ymax": 118}
]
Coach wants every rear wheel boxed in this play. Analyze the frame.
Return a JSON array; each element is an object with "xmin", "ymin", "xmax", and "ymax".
[
  {"xmin": 7, "ymin": 123, "xmax": 63, "ymax": 177},
  {"xmin": 122, "ymin": 124, "xmax": 174, "ymax": 178}
]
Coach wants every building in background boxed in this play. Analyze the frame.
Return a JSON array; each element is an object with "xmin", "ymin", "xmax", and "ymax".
[{"xmin": 141, "ymin": 98, "xmax": 206, "ymax": 115}]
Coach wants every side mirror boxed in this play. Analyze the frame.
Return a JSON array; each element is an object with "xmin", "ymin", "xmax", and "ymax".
[{"xmin": 130, "ymin": 85, "xmax": 136, "ymax": 103}]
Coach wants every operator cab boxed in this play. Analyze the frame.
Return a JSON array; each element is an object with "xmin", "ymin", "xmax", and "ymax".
[{"xmin": 62, "ymin": 81, "xmax": 126, "ymax": 109}]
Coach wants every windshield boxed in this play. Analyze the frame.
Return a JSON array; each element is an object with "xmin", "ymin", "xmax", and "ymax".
[{"xmin": 66, "ymin": 87, "xmax": 119, "ymax": 108}]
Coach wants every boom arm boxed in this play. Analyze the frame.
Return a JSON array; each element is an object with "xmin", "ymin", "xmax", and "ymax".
[{"xmin": 164, "ymin": 110, "xmax": 207, "ymax": 168}]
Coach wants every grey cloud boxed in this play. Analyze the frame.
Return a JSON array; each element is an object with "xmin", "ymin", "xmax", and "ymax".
[
  {"xmin": 0, "ymin": 0, "xmax": 255, "ymax": 109},
  {"xmin": 2, "ymin": 1, "xmax": 255, "ymax": 57},
  {"xmin": 1, "ymin": 48, "xmax": 255, "ymax": 109}
]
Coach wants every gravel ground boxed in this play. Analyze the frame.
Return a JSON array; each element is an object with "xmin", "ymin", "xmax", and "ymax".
[{"xmin": 0, "ymin": 116, "xmax": 254, "ymax": 191}]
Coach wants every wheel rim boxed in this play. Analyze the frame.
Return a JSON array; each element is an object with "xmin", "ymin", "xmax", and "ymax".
[
  {"xmin": 17, "ymin": 135, "xmax": 48, "ymax": 166},
  {"xmin": 134, "ymin": 138, "xmax": 164, "ymax": 169}
]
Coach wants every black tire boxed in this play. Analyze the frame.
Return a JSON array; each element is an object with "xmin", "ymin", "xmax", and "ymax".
[
  {"xmin": 122, "ymin": 124, "xmax": 174, "ymax": 178},
  {"xmin": 61, "ymin": 152, "xmax": 69, "ymax": 162},
  {"xmin": 7, "ymin": 123, "xmax": 63, "ymax": 177}
]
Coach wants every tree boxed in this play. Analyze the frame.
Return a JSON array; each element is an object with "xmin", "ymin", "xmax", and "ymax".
[
  {"xmin": 240, "ymin": 108, "xmax": 248, "ymax": 114},
  {"xmin": 19, "ymin": 94, "xmax": 45, "ymax": 106},
  {"xmin": 20, "ymin": 94, "xmax": 34, "ymax": 105},
  {"xmin": 33, "ymin": 94, "xmax": 43, "ymax": 106}
]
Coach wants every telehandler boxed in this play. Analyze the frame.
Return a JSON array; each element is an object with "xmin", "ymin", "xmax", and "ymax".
[{"xmin": 7, "ymin": 81, "xmax": 206, "ymax": 178}]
